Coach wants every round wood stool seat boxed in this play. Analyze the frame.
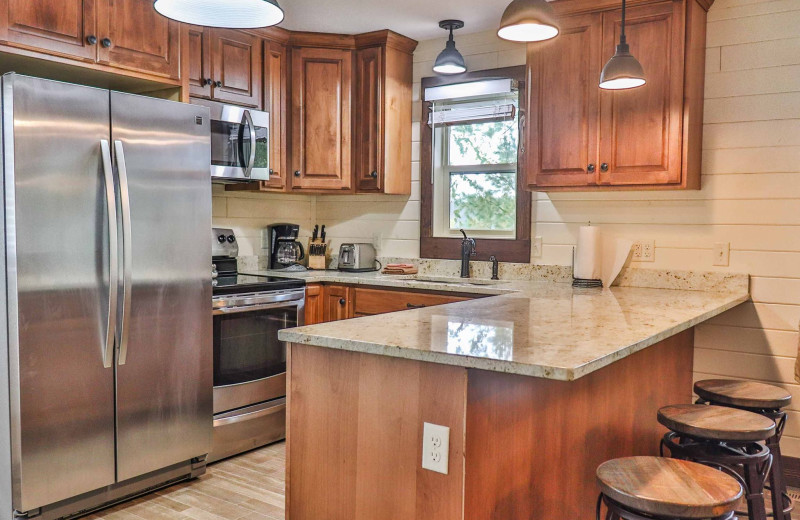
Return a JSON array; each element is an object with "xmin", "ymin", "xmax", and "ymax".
[
  {"xmin": 657, "ymin": 404, "xmax": 776, "ymax": 442},
  {"xmin": 694, "ymin": 379, "xmax": 792, "ymax": 411},
  {"xmin": 597, "ymin": 457, "xmax": 742, "ymax": 519}
]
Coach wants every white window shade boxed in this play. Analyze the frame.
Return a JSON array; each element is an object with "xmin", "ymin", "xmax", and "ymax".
[
  {"xmin": 428, "ymin": 104, "xmax": 516, "ymax": 126},
  {"xmin": 425, "ymin": 78, "xmax": 514, "ymax": 102}
]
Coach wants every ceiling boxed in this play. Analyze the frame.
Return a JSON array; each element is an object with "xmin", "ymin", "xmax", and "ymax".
[{"xmin": 276, "ymin": 0, "xmax": 506, "ymax": 41}]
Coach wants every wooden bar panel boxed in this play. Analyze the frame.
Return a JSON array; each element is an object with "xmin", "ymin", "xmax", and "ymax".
[
  {"xmin": 463, "ymin": 329, "xmax": 695, "ymax": 519},
  {"xmin": 287, "ymin": 344, "xmax": 467, "ymax": 520}
]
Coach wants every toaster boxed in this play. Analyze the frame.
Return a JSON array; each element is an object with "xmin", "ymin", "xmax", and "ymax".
[{"xmin": 338, "ymin": 243, "xmax": 378, "ymax": 272}]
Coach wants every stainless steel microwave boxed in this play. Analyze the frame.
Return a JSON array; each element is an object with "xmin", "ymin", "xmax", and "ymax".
[{"xmin": 192, "ymin": 99, "xmax": 270, "ymax": 182}]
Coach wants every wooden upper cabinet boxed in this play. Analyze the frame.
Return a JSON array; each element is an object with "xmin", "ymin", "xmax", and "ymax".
[
  {"xmin": 526, "ymin": 0, "xmax": 709, "ymax": 191},
  {"xmin": 355, "ymin": 46, "xmax": 383, "ymax": 192},
  {"xmin": 187, "ymin": 25, "xmax": 211, "ymax": 98},
  {"xmin": 96, "ymin": 0, "xmax": 180, "ymax": 79},
  {"xmin": 264, "ymin": 41, "xmax": 287, "ymax": 189},
  {"xmin": 527, "ymin": 12, "xmax": 601, "ymax": 189},
  {"xmin": 290, "ymin": 47, "xmax": 353, "ymax": 191},
  {"xmin": 0, "ymin": 0, "xmax": 98, "ymax": 61},
  {"xmin": 598, "ymin": 1, "xmax": 684, "ymax": 186},
  {"xmin": 210, "ymin": 28, "xmax": 262, "ymax": 108}
]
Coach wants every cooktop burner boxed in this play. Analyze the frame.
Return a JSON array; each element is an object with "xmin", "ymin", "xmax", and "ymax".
[{"xmin": 212, "ymin": 274, "xmax": 305, "ymax": 296}]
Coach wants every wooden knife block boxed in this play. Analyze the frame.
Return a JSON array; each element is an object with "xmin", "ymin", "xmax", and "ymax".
[{"xmin": 307, "ymin": 240, "xmax": 329, "ymax": 270}]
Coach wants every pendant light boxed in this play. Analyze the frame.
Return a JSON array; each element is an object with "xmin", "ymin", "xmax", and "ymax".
[
  {"xmin": 599, "ymin": 0, "xmax": 646, "ymax": 90},
  {"xmin": 153, "ymin": 0, "xmax": 284, "ymax": 29},
  {"xmin": 497, "ymin": 0, "xmax": 559, "ymax": 42},
  {"xmin": 433, "ymin": 20, "xmax": 467, "ymax": 75}
]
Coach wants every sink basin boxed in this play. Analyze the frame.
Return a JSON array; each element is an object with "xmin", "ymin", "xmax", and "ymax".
[{"xmin": 410, "ymin": 276, "xmax": 507, "ymax": 286}]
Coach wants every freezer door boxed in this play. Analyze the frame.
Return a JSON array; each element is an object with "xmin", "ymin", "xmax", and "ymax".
[
  {"xmin": 110, "ymin": 92, "xmax": 213, "ymax": 481},
  {"xmin": 2, "ymin": 75, "xmax": 116, "ymax": 511}
]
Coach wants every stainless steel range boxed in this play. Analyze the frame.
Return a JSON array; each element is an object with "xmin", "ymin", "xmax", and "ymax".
[{"xmin": 209, "ymin": 228, "xmax": 305, "ymax": 462}]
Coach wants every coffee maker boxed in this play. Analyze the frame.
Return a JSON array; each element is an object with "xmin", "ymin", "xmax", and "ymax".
[{"xmin": 266, "ymin": 224, "xmax": 305, "ymax": 269}]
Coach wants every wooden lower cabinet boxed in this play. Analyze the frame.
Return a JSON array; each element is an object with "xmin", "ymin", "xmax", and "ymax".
[
  {"xmin": 305, "ymin": 284, "xmax": 476, "ymax": 325},
  {"xmin": 287, "ymin": 329, "xmax": 695, "ymax": 519}
]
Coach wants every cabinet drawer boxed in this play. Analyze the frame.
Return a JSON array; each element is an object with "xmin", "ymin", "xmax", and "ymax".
[{"xmin": 354, "ymin": 287, "xmax": 469, "ymax": 316}]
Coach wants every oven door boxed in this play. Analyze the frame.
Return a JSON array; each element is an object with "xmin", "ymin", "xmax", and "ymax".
[
  {"xmin": 212, "ymin": 291, "xmax": 304, "ymax": 414},
  {"xmin": 209, "ymin": 105, "xmax": 270, "ymax": 182}
]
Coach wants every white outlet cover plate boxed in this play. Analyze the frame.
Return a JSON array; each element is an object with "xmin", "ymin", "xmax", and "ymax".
[
  {"xmin": 422, "ymin": 422, "xmax": 450, "ymax": 474},
  {"xmin": 533, "ymin": 236, "xmax": 543, "ymax": 258}
]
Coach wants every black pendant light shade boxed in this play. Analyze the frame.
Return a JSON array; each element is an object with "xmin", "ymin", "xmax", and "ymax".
[
  {"xmin": 433, "ymin": 20, "xmax": 467, "ymax": 75},
  {"xmin": 153, "ymin": 0, "xmax": 284, "ymax": 29},
  {"xmin": 599, "ymin": 0, "xmax": 646, "ymax": 90},
  {"xmin": 497, "ymin": 0, "xmax": 559, "ymax": 42}
]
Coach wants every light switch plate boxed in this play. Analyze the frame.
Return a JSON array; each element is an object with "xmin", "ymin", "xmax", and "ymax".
[
  {"xmin": 713, "ymin": 242, "xmax": 730, "ymax": 267},
  {"xmin": 532, "ymin": 236, "xmax": 543, "ymax": 258},
  {"xmin": 422, "ymin": 422, "xmax": 449, "ymax": 474}
]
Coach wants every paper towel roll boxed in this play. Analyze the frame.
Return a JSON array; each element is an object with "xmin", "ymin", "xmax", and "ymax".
[{"xmin": 574, "ymin": 226, "xmax": 602, "ymax": 280}]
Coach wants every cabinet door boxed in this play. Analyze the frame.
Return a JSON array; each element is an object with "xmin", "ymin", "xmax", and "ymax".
[
  {"xmin": 0, "ymin": 0, "xmax": 98, "ymax": 62},
  {"xmin": 304, "ymin": 284, "xmax": 323, "ymax": 325},
  {"xmin": 322, "ymin": 285, "xmax": 353, "ymax": 322},
  {"xmin": 96, "ymin": 0, "xmax": 180, "ymax": 79},
  {"xmin": 598, "ymin": 1, "xmax": 684, "ymax": 186},
  {"xmin": 291, "ymin": 47, "xmax": 353, "ymax": 191},
  {"xmin": 187, "ymin": 25, "xmax": 212, "ymax": 98},
  {"xmin": 210, "ymin": 28, "xmax": 262, "ymax": 108},
  {"xmin": 527, "ymin": 13, "xmax": 601, "ymax": 189},
  {"xmin": 354, "ymin": 46, "xmax": 383, "ymax": 192},
  {"xmin": 263, "ymin": 42, "xmax": 287, "ymax": 189}
]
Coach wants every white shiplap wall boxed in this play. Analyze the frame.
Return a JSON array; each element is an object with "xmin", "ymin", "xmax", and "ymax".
[{"xmin": 312, "ymin": 0, "xmax": 800, "ymax": 454}]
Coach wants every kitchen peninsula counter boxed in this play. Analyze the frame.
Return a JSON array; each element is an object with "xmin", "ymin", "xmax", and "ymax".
[{"xmin": 277, "ymin": 274, "xmax": 749, "ymax": 520}]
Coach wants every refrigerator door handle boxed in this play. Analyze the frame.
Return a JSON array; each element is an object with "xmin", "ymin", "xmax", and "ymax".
[
  {"xmin": 100, "ymin": 140, "xmax": 119, "ymax": 369},
  {"xmin": 114, "ymin": 140, "xmax": 133, "ymax": 366},
  {"xmin": 240, "ymin": 110, "xmax": 256, "ymax": 178}
]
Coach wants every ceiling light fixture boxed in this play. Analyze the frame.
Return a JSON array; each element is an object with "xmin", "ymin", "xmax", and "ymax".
[
  {"xmin": 433, "ymin": 20, "xmax": 467, "ymax": 75},
  {"xmin": 599, "ymin": 0, "xmax": 646, "ymax": 90},
  {"xmin": 153, "ymin": 0, "xmax": 284, "ymax": 29},
  {"xmin": 497, "ymin": 0, "xmax": 559, "ymax": 42}
]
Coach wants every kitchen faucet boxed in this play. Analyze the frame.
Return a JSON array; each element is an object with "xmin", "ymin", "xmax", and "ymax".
[{"xmin": 460, "ymin": 229, "xmax": 476, "ymax": 278}]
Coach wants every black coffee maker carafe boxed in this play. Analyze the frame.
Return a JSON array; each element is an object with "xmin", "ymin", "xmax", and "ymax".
[{"xmin": 266, "ymin": 224, "xmax": 305, "ymax": 269}]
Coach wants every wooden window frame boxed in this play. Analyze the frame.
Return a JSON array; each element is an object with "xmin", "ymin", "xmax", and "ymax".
[{"xmin": 420, "ymin": 66, "xmax": 531, "ymax": 263}]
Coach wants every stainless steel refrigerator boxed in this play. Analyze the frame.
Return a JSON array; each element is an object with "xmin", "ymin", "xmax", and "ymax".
[{"xmin": 0, "ymin": 74, "xmax": 213, "ymax": 519}]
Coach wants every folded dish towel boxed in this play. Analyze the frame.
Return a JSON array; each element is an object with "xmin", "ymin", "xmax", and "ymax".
[{"xmin": 382, "ymin": 263, "xmax": 418, "ymax": 275}]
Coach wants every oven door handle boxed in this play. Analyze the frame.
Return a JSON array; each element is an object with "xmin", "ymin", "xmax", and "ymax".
[
  {"xmin": 213, "ymin": 300, "xmax": 302, "ymax": 315},
  {"xmin": 213, "ymin": 400, "xmax": 286, "ymax": 428}
]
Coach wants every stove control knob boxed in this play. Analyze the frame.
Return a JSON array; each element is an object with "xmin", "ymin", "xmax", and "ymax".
[
  {"xmin": 227, "ymin": 235, "xmax": 236, "ymax": 243},
  {"xmin": 217, "ymin": 235, "xmax": 226, "ymax": 244}
]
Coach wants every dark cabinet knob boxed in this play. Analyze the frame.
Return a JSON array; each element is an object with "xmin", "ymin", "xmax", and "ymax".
[
  {"xmin": 202, "ymin": 78, "xmax": 213, "ymax": 87},
  {"xmin": 87, "ymin": 35, "xmax": 98, "ymax": 45},
  {"xmin": 294, "ymin": 171, "xmax": 301, "ymax": 177},
  {"xmin": 101, "ymin": 38, "xmax": 112, "ymax": 48},
  {"xmin": 406, "ymin": 303, "xmax": 426, "ymax": 309},
  {"xmin": 601, "ymin": 163, "xmax": 609, "ymax": 172},
  {"xmin": 370, "ymin": 171, "xmax": 378, "ymax": 179},
  {"xmin": 269, "ymin": 169, "xmax": 275, "ymax": 175},
  {"xmin": 587, "ymin": 164, "xmax": 595, "ymax": 173},
  {"xmin": 214, "ymin": 80, "xmax": 223, "ymax": 88},
  {"xmin": 339, "ymin": 298, "xmax": 346, "ymax": 305}
]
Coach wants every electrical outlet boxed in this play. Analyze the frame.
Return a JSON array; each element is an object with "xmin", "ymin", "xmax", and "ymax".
[
  {"xmin": 632, "ymin": 240, "xmax": 655, "ymax": 262},
  {"xmin": 713, "ymin": 242, "xmax": 730, "ymax": 267},
  {"xmin": 533, "ymin": 236, "xmax": 543, "ymax": 258},
  {"xmin": 422, "ymin": 422, "xmax": 449, "ymax": 475}
]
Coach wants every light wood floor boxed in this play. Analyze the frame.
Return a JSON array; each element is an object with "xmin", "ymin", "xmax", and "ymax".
[{"xmin": 83, "ymin": 442, "xmax": 286, "ymax": 520}]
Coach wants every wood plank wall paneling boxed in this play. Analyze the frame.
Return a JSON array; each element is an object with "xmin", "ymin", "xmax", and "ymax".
[
  {"xmin": 301, "ymin": 0, "xmax": 800, "ymax": 457},
  {"xmin": 287, "ymin": 344, "xmax": 467, "ymax": 520}
]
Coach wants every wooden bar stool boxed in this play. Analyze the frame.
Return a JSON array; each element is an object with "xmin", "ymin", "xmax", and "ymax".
[
  {"xmin": 596, "ymin": 456, "xmax": 743, "ymax": 519},
  {"xmin": 658, "ymin": 404, "xmax": 777, "ymax": 520},
  {"xmin": 695, "ymin": 379, "xmax": 793, "ymax": 520}
]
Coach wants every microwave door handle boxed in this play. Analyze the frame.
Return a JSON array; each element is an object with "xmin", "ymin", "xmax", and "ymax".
[
  {"xmin": 242, "ymin": 110, "xmax": 256, "ymax": 178},
  {"xmin": 114, "ymin": 140, "xmax": 133, "ymax": 366},
  {"xmin": 100, "ymin": 140, "xmax": 118, "ymax": 369}
]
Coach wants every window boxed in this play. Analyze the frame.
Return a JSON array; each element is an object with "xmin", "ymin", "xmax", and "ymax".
[
  {"xmin": 420, "ymin": 66, "xmax": 531, "ymax": 263},
  {"xmin": 432, "ymin": 93, "xmax": 519, "ymax": 239}
]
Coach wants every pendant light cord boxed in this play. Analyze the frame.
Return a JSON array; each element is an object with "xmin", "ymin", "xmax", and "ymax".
[{"xmin": 620, "ymin": 0, "xmax": 627, "ymax": 45}]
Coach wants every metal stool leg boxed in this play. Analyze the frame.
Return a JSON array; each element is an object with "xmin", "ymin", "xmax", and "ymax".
[
  {"xmin": 768, "ymin": 433, "xmax": 791, "ymax": 520},
  {"xmin": 745, "ymin": 454, "xmax": 771, "ymax": 520}
]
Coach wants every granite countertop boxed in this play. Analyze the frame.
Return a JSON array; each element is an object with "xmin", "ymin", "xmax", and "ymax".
[{"xmin": 267, "ymin": 269, "xmax": 749, "ymax": 381}]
